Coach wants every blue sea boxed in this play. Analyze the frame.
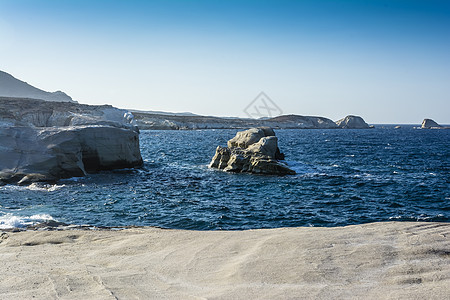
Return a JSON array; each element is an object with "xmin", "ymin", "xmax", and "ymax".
[{"xmin": 1, "ymin": 127, "xmax": 449, "ymax": 230}]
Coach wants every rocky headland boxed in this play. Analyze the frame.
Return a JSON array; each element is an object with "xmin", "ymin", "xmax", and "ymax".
[
  {"xmin": 133, "ymin": 111, "xmax": 373, "ymax": 130},
  {"xmin": 0, "ymin": 97, "xmax": 142, "ymax": 184},
  {"xmin": 209, "ymin": 127, "xmax": 295, "ymax": 175}
]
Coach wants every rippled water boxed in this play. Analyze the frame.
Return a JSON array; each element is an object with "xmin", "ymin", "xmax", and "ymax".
[{"xmin": 1, "ymin": 127, "xmax": 449, "ymax": 230}]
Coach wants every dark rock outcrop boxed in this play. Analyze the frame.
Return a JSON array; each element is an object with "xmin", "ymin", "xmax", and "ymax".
[
  {"xmin": 0, "ymin": 98, "xmax": 142, "ymax": 184},
  {"xmin": 209, "ymin": 127, "xmax": 295, "ymax": 175}
]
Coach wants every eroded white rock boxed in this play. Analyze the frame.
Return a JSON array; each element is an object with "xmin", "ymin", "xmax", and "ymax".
[
  {"xmin": 209, "ymin": 127, "xmax": 295, "ymax": 175},
  {"xmin": 0, "ymin": 98, "xmax": 143, "ymax": 184},
  {"xmin": 335, "ymin": 115, "xmax": 372, "ymax": 129}
]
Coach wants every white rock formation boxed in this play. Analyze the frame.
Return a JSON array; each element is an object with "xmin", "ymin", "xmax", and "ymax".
[
  {"xmin": 0, "ymin": 71, "xmax": 74, "ymax": 102},
  {"xmin": 134, "ymin": 112, "xmax": 375, "ymax": 130},
  {"xmin": 266, "ymin": 115, "xmax": 338, "ymax": 129},
  {"xmin": 421, "ymin": 119, "xmax": 446, "ymax": 129},
  {"xmin": 209, "ymin": 127, "xmax": 294, "ymax": 175},
  {"xmin": 227, "ymin": 127, "xmax": 275, "ymax": 148},
  {"xmin": 335, "ymin": 115, "xmax": 372, "ymax": 129},
  {"xmin": 0, "ymin": 97, "xmax": 137, "ymax": 130},
  {"xmin": 0, "ymin": 98, "xmax": 142, "ymax": 184}
]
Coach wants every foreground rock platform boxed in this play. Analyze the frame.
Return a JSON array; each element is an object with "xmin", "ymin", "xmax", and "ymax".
[
  {"xmin": 0, "ymin": 222, "xmax": 448, "ymax": 299},
  {"xmin": 209, "ymin": 127, "xmax": 295, "ymax": 175},
  {"xmin": 0, "ymin": 97, "xmax": 142, "ymax": 184}
]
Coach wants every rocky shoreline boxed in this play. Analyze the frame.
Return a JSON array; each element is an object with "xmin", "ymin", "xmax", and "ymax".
[
  {"xmin": 0, "ymin": 97, "xmax": 143, "ymax": 184},
  {"xmin": 1, "ymin": 220, "xmax": 145, "ymax": 233}
]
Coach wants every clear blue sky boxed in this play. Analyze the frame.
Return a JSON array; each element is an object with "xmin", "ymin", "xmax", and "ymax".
[{"xmin": 1, "ymin": 0, "xmax": 449, "ymax": 123}]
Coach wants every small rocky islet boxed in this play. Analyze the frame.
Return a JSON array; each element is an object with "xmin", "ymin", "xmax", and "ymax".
[
  {"xmin": 421, "ymin": 118, "xmax": 450, "ymax": 129},
  {"xmin": 209, "ymin": 127, "xmax": 296, "ymax": 175}
]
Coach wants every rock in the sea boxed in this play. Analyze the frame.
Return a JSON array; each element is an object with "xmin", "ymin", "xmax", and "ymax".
[
  {"xmin": 209, "ymin": 127, "xmax": 295, "ymax": 175},
  {"xmin": 0, "ymin": 98, "xmax": 143, "ymax": 184},
  {"xmin": 421, "ymin": 119, "xmax": 442, "ymax": 129},
  {"xmin": 227, "ymin": 127, "xmax": 275, "ymax": 148},
  {"xmin": 335, "ymin": 115, "xmax": 372, "ymax": 129}
]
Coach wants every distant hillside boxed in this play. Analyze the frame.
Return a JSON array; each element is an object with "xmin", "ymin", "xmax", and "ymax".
[
  {"xmin": 130, "ymin": 109, "xmax": 198, "ymax": 117},
  {"xmin": 133, "ymin": 111, "xmax": 373, "ymax": 130},
  {"xmin": 0, "ymin": 70, "xmax": 74, "ymax": 102}
]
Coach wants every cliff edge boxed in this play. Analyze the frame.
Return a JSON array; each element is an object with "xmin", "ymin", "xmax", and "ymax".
[{"xmin": 0, "ymin": 98, "xmax": 142, "ymax": 184}]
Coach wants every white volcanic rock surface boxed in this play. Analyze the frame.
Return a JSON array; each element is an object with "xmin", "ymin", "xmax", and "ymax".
[
  {"xmin": 0, "ymin": 98, "xmax": 142, "ymax": 184},
  {"xmin": 0, "ymin": 97, "xmax": 137, "ymax": 130},
  {"xmin": 0, "ymin": 71, "xmax": 74, "ymax": 102},
  {"xmin": 134, "ymin": 113, "xmax": 343, "ymax": 130},
  {"xmin": 2, "ymin": 222, "xmax": 448, "ymax": 299},
  {"xmin": 267, "ymin": 114, "xmax": 338, "ymax": 129}
]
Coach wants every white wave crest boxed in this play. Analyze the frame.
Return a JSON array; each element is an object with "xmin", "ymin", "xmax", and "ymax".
[
  {"xmin": 1, "ymin": 183, "xmax": 66, "ymax": 192},
  {"xmin": 27, "ymin": 183, "xmax": 66, "ymax": 192},
  {"xmin": 0, "ymin": 213, "xmax": 55, "ymax": 229},
  {"xmin": 284, "ymin": 161, "xmax": 315, "ymax": 174}
]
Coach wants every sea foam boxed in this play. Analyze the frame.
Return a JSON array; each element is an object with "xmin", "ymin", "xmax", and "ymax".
[{"xmin": 0, "ymin": 213, "xmax": 55, "ymax": 229}]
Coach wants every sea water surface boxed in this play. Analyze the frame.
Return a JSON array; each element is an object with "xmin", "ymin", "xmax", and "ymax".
[{"xmin": 1, "ymin": 127, "xmax": 449, "ymax": 230}]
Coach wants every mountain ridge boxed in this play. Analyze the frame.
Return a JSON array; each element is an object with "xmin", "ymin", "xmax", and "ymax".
[{"xmin": 0, "ymin": 70, "xmax": 74, "ymax": 102}]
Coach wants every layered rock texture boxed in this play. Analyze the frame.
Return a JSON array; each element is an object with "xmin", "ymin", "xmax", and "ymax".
[
  {"xmin": 0, "ymin": 98, "xmax": 142, "ymax": 184},
  {"xmin": 0, "ymin": 97, "xmax": 137, "ymax": 130},
  {"xmin": 209, "ymin": 127, "xmax": 295, "ymax": 175},
  {"xmin": 134, "ymin": 111, "xmax": 372, "ymax": 130},
  {"xmin": 0, "ymin": 71, "xmax": 74, "ymax": 102},
  {"xmin": 421, "ymin": 118, "xmax": 449, "ymax": 129},
  {"xmin": 335, "ymin": 115, "xmax": 372, "ymax": 129}
]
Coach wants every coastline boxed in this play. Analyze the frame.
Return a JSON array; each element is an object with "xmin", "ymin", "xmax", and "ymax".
[{"xmin": 1, "ymin": 221, "xmax": 448, "ymax": 299}]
